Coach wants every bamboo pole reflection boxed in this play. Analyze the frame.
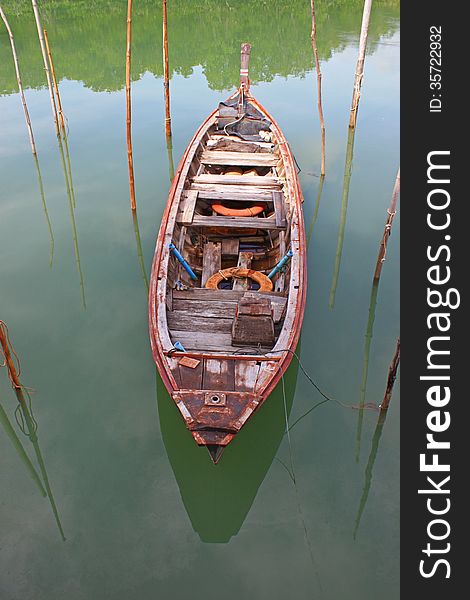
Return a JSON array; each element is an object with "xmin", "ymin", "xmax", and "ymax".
[
  {"xmin": 33, "ymin": 153, "xmax": 55, "ymax": 267},
  {"xmin": 0, "ymin": 399, "xmax": 46, "ymax": 497},
  {"xmin": 353, "ymin": 408, "xmax": 387, "ymax": 539},
  {"xmin": 306, "ymin": 174, "xmax": 325, "ymax": 247},
  {"xmin": 166, "ymin": 133, "xmax": 175, "ymax": 183},
  {"xmin": 57, "ymin": 135, "xmax": 86, "ymax": 309},
  {"xmin": 329, "ymin": 127, "xmax": 356, "ymax": 308},
  {"xmin": 132, "ymin": 210, "xmax": 149, "ymax": 294},
  {"xmin": 16, "ymin": 390, "xmax": 66, "ymax": 541},
  {"xmin": 355, "ymin": 278, "xmax": 379, "ymax": 462},
  {"xmin": 62, "ymin": 132, "xmax": 77, "ymax": 209}
]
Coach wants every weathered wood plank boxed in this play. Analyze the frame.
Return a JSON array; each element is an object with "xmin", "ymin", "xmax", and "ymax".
[
  {"xmin": 169, "ymin": 330, "xmax": 235, "ymax": 352},
  {"xmin": 178, "ymin": 358, "xmax": 204, "ymax": 389},
  {"xmin": 272, "ymin": 191, "xmax": 287, "ymax": 227},
  {"xmin": 200, "ymin": 191, "xmax": 273, "ymax": 203},
  {"xmin": 233, "ymin": 252, "xmax": 253, "ymax": 291},
  {"xmin": 191, "ymin": 215, "xmax": 282, "ymax": 230},
  {"xmin": 201, "ymin": 241, "xmax": 221, "ymax": 287},
  {"xmin": 193, "ymin": 174, "xmax": 279, "ymax": 187},
  {"xmin": 173, "ymin": 288, "xmax": 286, "ymax": 301},
  {"xmin": 221, "ymin": 238, "xmax": 240, "ymax": 256},
  {"xmin": 203, "ymin": 359, "xmax": 235, "ymax": 391},
  {"xmin": 235, "ymin": 361, "xmax": 261, "ymax": 392},
  {"xmin": 172, "ymin": 299, "xmax": 238, "ymax": 318},
  {"xmin": 201, "ymin": 150, "xmax": 277, "ymax": 167},
  {"xmin": 191, "ymin": 183, "xmax": 278, "ymax": 198},
  {"xmin": 179, "ymin": 190, "xmax": 198, "ymax": 225},
  {"xmin": 167, "ymin": 313, "xmax": 232, "ymax": 333}
]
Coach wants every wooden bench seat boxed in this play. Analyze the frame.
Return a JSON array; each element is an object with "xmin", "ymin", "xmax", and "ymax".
[
  {"xmin": 191, "ymin": 215, "xmax": 284, "ymax": 230},
  {"xmin": 192, "ymin": 174, "xmax": 280, "ymax": 187},
  {"xmin": 200, "ymin": 150, "xmax": 277, "ymax": 168}
]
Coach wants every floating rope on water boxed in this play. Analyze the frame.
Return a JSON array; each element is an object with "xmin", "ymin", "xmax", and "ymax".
[{"xmin": 231, "ymin": 345, "xmax": 379, "ymax": 414}]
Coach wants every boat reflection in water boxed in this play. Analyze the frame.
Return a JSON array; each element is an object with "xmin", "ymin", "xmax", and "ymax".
[{"xmin": 156, "ymin": 343, "xmax": 300, "ymax": 543}]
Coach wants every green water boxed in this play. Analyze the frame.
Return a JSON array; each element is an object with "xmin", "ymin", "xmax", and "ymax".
[{"xmin": 0, "ymin": 1, "xmax": 399, "ymax": 598}]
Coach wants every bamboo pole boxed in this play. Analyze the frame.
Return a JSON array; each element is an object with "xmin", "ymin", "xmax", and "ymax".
[
  {"xmin": 31, "ymin": 0, "xmax": 59, "ymax": 135},
  {"xmin": 380, "ymin": 338, "xmax": 400, "ymax": 411},
  {"xmin": 162, "ymin": 0, "xmax": 172, "ymax": 138},
  {"xmin": 43, "ymin": 27, "xmax": 77, "ymax": 210},
  {"xmin": 0, "ymin": 399, "xmax": 47, "ymax": 497},
  {"xmin": 349, "ymin": 0, "xmax": 373, "ymax": 128},
  {"xmin": 43, "ymin": 28, "xmax": 65, "ymax": 132},
  {"xmin": 310, "ymin": 1, "xmax": 326, "ymax": 175},
  {"xmin": 0, "ymin": 5, "xmax": 37, "ymax": 154},
  {"xmin": 329, "ymin": 127, "xmax": 356, "ymax": 308},
  {"xmin": 0, "ymin": 322, "xmax": 66, "ymax": 540},
  {"xmin": 126, "ymin": 0, "xmax": 137, "ymax": 211},
  {"xmin": 374, "ymin": 168, "xmax": 400, "ymax": 280}
]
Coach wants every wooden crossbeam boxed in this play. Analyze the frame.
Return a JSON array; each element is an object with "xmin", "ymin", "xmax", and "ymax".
[
  {"xmin": 201, "ymin": 150, "xmax": 277, "ymax": 167},
  {"xmin": 191, "ymin": 215, "xmax": 283, "ymax": 230}
]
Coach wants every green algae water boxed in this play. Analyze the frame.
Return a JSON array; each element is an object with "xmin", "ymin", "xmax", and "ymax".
[{"xmin": 0, "ymin": 2, "xmax": 399, "ymax": 598}]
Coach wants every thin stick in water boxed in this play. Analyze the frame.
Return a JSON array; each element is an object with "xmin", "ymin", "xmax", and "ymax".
[
  {"xmin": 349, "ymin": 0, "xmax": 373, "ymax": 128},
  {"xmin": 126, "ymin": 0, "xmax": 137, "ymax": 211},
  {"xmin": 374, "ymin": 168, "xmax": 400, "ymax": 281},
  {"xmin": 310, "ymin": 1, "xmax": 326, "ymax": 175},
  {"xmin": 163, "ymin": 0, "xmax": 172, "ymax": 138},
  {"xmin": 31, "ymin": 0, "xmax": 59, "ymax": 135},
  {"xmin": 380, "ymin": 338, "xmax": 400, "ymax": 411},
  {"xmin": 0, "ymin": 5, "xmax": 36, "ymax": 154},
  {"xmin": 43, "ymin": 28, "xmax": 65, "ymax": 132}
]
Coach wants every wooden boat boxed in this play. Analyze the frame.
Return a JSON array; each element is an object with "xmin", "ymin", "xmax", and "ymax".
[{"xmin": 149, "ymin": 43, "xmax": 306, "ymax": 463}]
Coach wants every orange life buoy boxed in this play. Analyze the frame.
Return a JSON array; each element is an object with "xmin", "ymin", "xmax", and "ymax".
[
  {"xmin": 205, "ymin": 267, "xmax": 273, "ymax": 292},
  {"xmin": 212, "ymin": 202, "xmax": 266, "ymax": 217}
]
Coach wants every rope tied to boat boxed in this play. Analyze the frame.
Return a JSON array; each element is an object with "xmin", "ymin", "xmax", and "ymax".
[{"xmin": 231, "ymin": 346, "xmax": 381, "ymax": 414}]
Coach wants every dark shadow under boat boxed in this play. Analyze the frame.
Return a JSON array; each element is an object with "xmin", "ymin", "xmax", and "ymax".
[{"xmin": 156, "ymin": 342, "xmax": 300, "ymax": 543}]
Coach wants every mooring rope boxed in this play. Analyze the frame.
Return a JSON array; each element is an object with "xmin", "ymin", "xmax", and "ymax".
[
  {"xmin": 0, "ymin": 320, "xmax": 38, "ymax": 437},
  {"xmin": 231, "ymin": 345, "xmax": 378, "ymax": 413},
  {"xmin": 0, "ymin": 320, "xmax": 21, "ymax": 385}
]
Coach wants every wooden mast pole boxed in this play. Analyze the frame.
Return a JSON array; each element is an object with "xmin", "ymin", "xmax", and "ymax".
[
  {"xmin": 349, "ymin": 0, "xmax": 373, "ymax": 128},
  {"xmin": 31, "ymin": 0, "xmax": 59, "ymax": 135},
  {"xmin": 0, "ymin": 6, "xmax": 37, "ymax": 154},
  {"xmin": 240, "ymin": 42, "xmax": 251, "ymax": 91},
  {"xmin": 162, "ymin": 0, "xmax": 172, "ymax": 138},
  {"xmin": 126, "ymin": 0, "xmax": 136, "ymax": 211},
  {"xmin": 43, "ymin": 28, "xmax": 66, "ymax": 132},
  {"xmin": 310, "ymin": 1, "xmax": 326, "ymax": 175}
]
